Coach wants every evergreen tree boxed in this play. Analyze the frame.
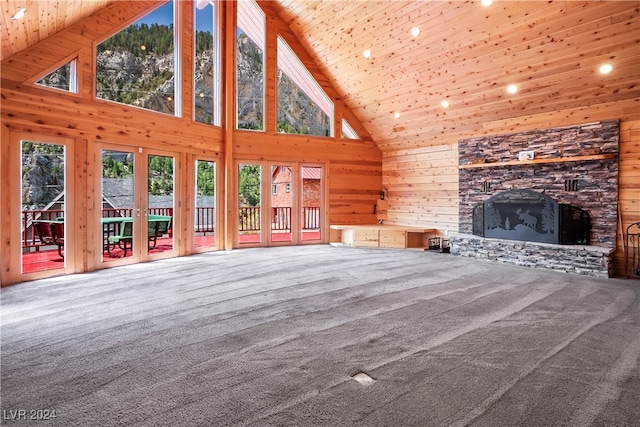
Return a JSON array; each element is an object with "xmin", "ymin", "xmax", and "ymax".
[{"xmin": 238, "ymin": 165, "xmax": 261, "ymax": 206}]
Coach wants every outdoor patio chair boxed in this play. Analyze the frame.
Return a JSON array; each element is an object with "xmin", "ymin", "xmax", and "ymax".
[{"xmin": 33, "ymin": 221, "xmax": 65, "ymax": 258}]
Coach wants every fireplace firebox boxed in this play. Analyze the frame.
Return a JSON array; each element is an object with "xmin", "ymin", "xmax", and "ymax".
[{"xmin": 472, "ymin": 189, "xmax": 590, "ymax": 245}]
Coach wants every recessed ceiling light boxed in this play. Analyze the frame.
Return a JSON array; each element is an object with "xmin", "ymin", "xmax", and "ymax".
[
  {"xmin": 441, "ymin": 100, "xmax": 450, "ymax": 108},
  {"xmin": 363, "ymin": 49, "xmax": 371, "ymax": 59},
  {"xmin": 481, "ymin": 0, "xmax": 494, "ymax": 7},
  {"xmin": 11, "ymin": 8, "xmax": 27, "ymax": 20},
  {"xmin": 394, "ymin": 112, "xmax": 401, "ymax": 119},
  {"xmin": 598, "ymin": 63, "xmax": 613, "ymax": 75},
  {"xmin": 411, "ymin": 26, "xmax": 421, "ymax": 38},
  {"xmin": 507, "ymin": 84, "xmax": 519, "ymax": 94}
]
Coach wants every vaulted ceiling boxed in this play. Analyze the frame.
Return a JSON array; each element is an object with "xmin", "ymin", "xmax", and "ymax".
[{"xmin": 2, "ymin": 1, "xmax": 639, "ymax": 149}]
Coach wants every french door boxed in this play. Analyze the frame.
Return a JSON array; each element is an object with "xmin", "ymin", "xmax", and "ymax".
[
  {"xmin": 192, "ymin": 157, "xmax": 218, "ymax": 252},
  {"xmin": 236, "ymin": 161, "xmax": 324, "ymax": 247},
  {"xmin": 98, "ymin": 143, "xmax": 177, "ymax": 268},
  {"xmin": 19, "ymin": 135, "xmax": 73, "ymax": 279}
]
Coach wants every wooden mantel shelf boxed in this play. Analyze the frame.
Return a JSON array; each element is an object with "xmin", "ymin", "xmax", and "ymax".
[{"xmin": 459, "ymin": 153, "xmax": 616, "ymax": 169}]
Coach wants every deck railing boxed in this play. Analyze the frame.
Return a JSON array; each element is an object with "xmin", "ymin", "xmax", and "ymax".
[
  {"xmin": 22, "ymin": 207, "xmax": 177, "ymax": 251},
  {"xmin": 23, "ymin": 206, "xmax": 318, "ymax": 249},
  {"xmin": 239, "ymin": 206, "xmax": 321, "ymax": 232}
]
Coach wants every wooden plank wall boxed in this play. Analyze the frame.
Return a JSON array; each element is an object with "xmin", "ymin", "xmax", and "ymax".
[
  {"xmin": 382, "ymin": 144, "xmax": 458, "ymax": 233},
  {"xmin": 0, "ymin": 0, "xmax": 381, "ymax": 285},
  {"xmin": 617, "ymin": 120, "xmax": 640, "ymax": 277}
]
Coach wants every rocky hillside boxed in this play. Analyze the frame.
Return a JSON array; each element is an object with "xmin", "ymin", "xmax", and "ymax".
[{"xmin": 92, "ymin": 24, "xmax": 329, "ymax": 135}]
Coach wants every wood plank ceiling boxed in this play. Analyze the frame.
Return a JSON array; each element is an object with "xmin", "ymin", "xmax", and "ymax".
[
  {"xmin": 272, "ymin": 0, "xmax": 640, "ymax": 149},
  {"xmin": 2, "ymin": 1, "xmax": 639, "ymax": 150},
  {"xmin": 1, "ymin": 1, "xmax": 110, "ymax": 60}
]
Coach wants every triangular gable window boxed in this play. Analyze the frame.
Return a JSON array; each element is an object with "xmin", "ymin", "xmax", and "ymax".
[
  {"xmin": 277, "ymin": 37, "xmax": 333, "ymax": 137},
  {"xmin": 342, "ymin": 119, "xmax": 359, "ymax": 139},
  {"xmin": 35, "ymin": 59, "xmax": 78, "ymax": 93},
  {"xmin": 95, "ymin": 1, "xmax": 179, "ymax": 116}
]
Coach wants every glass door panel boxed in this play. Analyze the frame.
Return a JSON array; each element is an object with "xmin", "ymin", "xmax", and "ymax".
[
  {"xmin": 195, "ymin": 160, "xmax": 216, "ymax": 249},
  {"xmin": 238, "ymin": 164, "xmax": 261, "ymax": 245},
  {"xmin": 21, "ymin": 140, "xmax": 66, "ymax": 274},
  {"xmin": 101, "ymin": 148, "xmax": 137, "ymax": 264},
  {"xmin": 270, "ymin": 165, "xmax": 293, "ymax": 243},
  {"xmin": 301, "ymin": 166, "xmax": 322, "ymax": 242},
  {"xmin": 147, "ymin": 154, "xmax": 175, "ymax": 256}
]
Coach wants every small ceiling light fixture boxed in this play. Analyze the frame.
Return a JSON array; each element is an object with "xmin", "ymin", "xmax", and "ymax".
[
  {"xmin": 11, "ymin": 7, "xmax": 27, "ymax": 20},
  {"xmin": 394, "ymin": 112, "xmax": 401, "ymax": 119},
  {"xmin": 507, "ymin": 84, "xmax": 519, "ymax": 94},
  {"xmin": 411, "ymin": 26, "xmax": 421, "ymax": 38},
  {"xmin": 481, "ymin": 0, "xmax": 494, "ymax": 7},
  {"xmin": 363, "ymin": 49, "xmax": 371, "ymax": 59},
  {"xmin": 441, "ymin": 99, "xmax": 450, "ymax": 108},
  {"xmin": 598, "ymin": 63, "xmax": 613, "ymax": 75}
]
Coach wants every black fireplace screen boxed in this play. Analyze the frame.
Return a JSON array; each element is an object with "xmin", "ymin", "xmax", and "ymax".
[{"xmin": 472, "ymin": 189, "xmax": 590, "ymax": 245}]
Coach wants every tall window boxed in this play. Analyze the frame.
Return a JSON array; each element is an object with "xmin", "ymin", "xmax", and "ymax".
[
  {"xmin": 237, "ymin": 0, "xmax": 265, "ymax": 131},
  {"xmin": 194, "ymin": 0, "xmax": 221, "ymax": 126},
  {"xmin": 277, "ymin": 37, "xmax": 332, "ymax": 137},
  {"xmin": 96, "ymin": 1, "xmax": 179, "ymax": 116}
]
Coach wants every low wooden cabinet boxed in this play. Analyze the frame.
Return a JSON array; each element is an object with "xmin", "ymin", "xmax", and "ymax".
[{"xmin": 330, "ymin": 224, "xmax": 436, "ymax": 249}]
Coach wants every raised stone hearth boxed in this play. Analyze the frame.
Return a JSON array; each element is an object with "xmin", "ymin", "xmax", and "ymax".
[{"xmin": 450, "ymin": 233, "xmax": 613, "ymax": 278}]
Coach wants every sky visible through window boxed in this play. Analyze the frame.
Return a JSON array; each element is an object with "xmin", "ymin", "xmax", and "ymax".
[{"xmin": 134, "ymin": 1, "xmax": 213, "ymax": 32}]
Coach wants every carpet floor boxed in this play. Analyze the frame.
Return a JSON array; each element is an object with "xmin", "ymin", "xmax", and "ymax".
[{"xmin": 1, "ymin": 245, "xmax": 639, "ymax": 426}]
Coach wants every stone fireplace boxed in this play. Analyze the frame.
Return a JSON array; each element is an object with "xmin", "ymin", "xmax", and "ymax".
[{"xmin": 451, "ymin": 120, "xmax": 619, "ymax": 277}]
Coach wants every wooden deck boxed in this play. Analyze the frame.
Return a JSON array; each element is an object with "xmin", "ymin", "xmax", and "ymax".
[{"xmin": 21, "ymin": 232, "xmax": 321, "ymax": 274}]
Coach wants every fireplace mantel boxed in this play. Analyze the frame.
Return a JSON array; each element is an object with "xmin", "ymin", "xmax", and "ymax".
[{"xmin": 458, "ymin": 153, "xmax": 616, "ymax": 169}]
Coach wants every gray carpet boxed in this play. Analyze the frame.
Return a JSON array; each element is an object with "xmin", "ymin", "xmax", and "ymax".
[{"xmin": 1, "ymin": 245, "xmax": 639, "ymax": 426}]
